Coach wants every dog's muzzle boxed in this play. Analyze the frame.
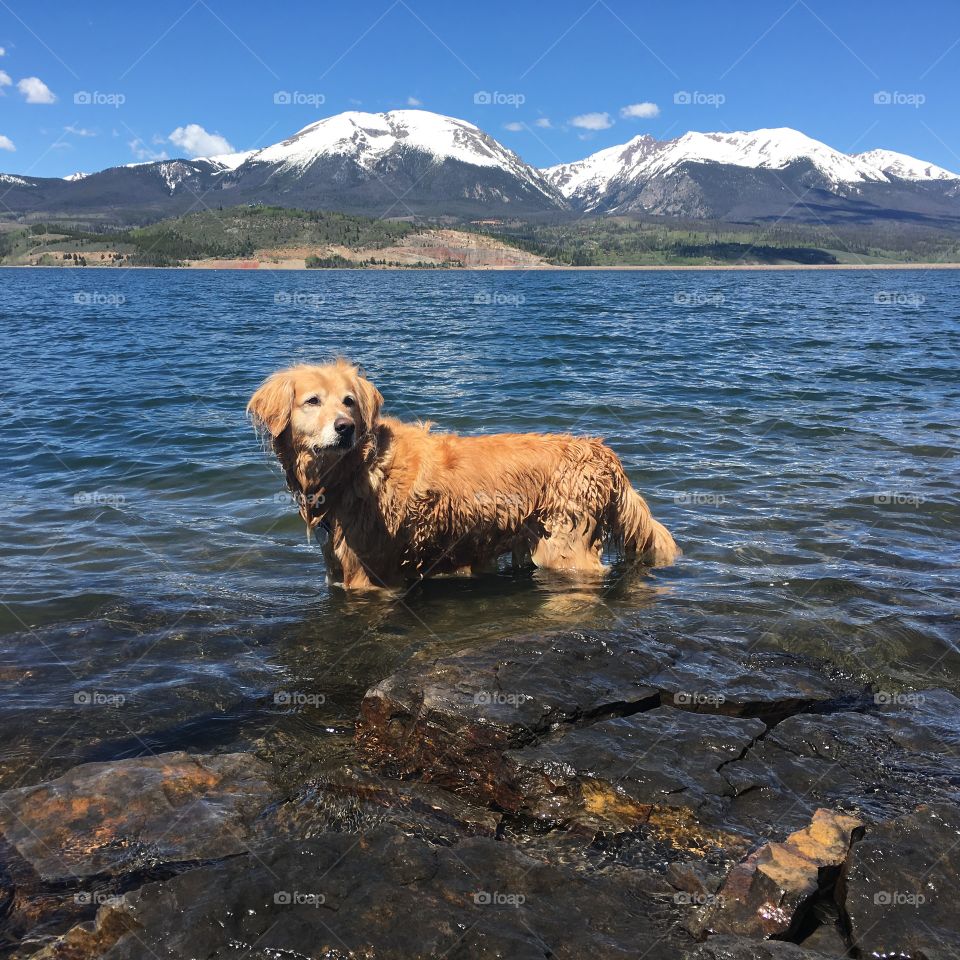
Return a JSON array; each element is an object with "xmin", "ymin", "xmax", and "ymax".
[{"xmin": 314, "ymin": 417, "xmax": 356, "ymax": 452}]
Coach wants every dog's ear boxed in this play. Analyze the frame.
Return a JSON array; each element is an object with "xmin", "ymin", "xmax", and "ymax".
[
  {"xmin": 354, "ymin": 372, "xmax": 383, "ymax": 435},
  {"xmin": 247, "ymin": 370, "xmax": 295, "ymax": 437}
]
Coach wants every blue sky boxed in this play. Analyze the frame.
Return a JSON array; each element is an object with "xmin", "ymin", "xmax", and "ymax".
[{"xmin": 1, "ymin": 0, "xmax": 959, "ymax": 177}]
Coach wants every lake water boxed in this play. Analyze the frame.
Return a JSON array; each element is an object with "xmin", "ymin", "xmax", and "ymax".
[{"xmin": 1, "ymin": 268, "xmax": 957, "ymax": 791}]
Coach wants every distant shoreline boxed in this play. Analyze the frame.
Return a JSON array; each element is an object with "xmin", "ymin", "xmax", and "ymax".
[{"xmin": 5, "ymin": 261, "xmax": 960, "ymax": 272}]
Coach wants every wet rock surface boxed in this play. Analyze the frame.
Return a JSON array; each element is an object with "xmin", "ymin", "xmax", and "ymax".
[
  {"xmin": 356, "ymin": 630, "xmax": 854, "ymax": 809},
  {"xmin": 504, "ymin": 707, "xmax": 766, "ymax": 826},
  {"xmin": 41, "ymin": 828, "xmax": 697, "ymax": 960},
  {"xmin": 690, "ymin": 808, "xmax": 863, "ymax": 940},
  {"xmin": 841, "ymin": 803, "xmax": 960, "ymax": 959},
  {"xmin": 0, "ymin": 752, "xmax": 277, "ymax": 956},
  {"xmin": 0, "ymin": 752, "xmax": 276, "ymax": 881},
  {"xmin": 724, "ymin": 690, "xmax": 960, "ymax": 836},
  {"xmin": 7, "ymin": 629, "xmax": 960, "ymax": 959}
]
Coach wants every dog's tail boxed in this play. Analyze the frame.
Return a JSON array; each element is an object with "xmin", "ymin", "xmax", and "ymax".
[{"xmin": 608, "ymin": 463, "xmax": 680, "ymax": 566}]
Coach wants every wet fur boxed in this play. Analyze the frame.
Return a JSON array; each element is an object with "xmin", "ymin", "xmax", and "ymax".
[{"xmin": 248, "ymin": 360, "xmax": 679, "ymax": 590}]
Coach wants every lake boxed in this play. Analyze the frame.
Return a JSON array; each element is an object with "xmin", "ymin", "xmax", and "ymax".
[{"xmin": 1, "ymin": 267, "xmax": 957, "ymax": 790}]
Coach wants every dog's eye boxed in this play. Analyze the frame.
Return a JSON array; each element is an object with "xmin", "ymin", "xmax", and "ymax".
[
  {"xmin": 304, "ymin": 396, "xmax": 321, "ymax": 406},
  {"xmin": 343, "ymin": 396, "xmax": 355, "ymax": 408}
]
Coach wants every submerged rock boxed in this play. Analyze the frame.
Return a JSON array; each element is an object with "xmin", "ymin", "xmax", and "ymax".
[
  {"xmin": 357, "ymin": 630, "xmax": 851, "ymax": 809},
  {"xmin": 269, "ymin": 767, "xmax": 502, "ymax": 844},
  {"xmin": 504, "ymin": 707, "xmax": 765, "ymax": 826},
  {"xmin": 0, "ymin": 752, "xmax": 277, "ymax": 955},
  {"xmin": 0, "ymin": 751, "xmax": 277, "ymax": 881},
  {"xmin": 841, "ymin": 803, "xmax": 960, "ymax": 959},
  {"xmin": 690, "ymin": 808, "xmax": 863, "ymax": 940},
  {"xmin": 42, "ymin": 827, "xmax": 696, "ymax": 960},
  {"xmin": 724, "ymin": 690, "xmax": 960, "ymax": 836}
]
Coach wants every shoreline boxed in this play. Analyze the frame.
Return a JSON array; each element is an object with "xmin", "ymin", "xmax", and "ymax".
[{"xmin": 4, "ymin": 261, "xmax": 960, "ymax": 272}]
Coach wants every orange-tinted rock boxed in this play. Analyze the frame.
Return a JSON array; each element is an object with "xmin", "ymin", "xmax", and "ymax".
[
  {"xmin": 690, "ymin": 808, "xmax": 863, "ymax": 940},
  {"xmin": 0, "ymin": 751, "xmax": 276, "ymax": 881}
]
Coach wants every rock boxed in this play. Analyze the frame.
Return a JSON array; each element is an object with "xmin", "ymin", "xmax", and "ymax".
[
  {"xmin": 504, "ymin": 707, "xmax": 766, "ymax": 827},
  {"xmin": 0, "ymin": 752, "xmax": 277, "ymax": 881},
  {"xmin": 841, "ymin": 803, "xmax": 960, "ymax": 959},
  {"xmin": 690, "ymin": 808, "xmax": 862, "ymax": 940},
  {"xmin": 357, "ymin": 630, "xmax": 850, "ymax": 808},
  {"xmin": 666, "ymin": 860, "xmax": 722, "ymax": 897},
  {"xmin": 723, "ymin": 692, "xmax": 960, "ymax": 836},
  {"xmin": 269, "ymin": 767, "xmax": 501, "ymax": 844},
  {"xmin": 43, "ymin": 827, "xmax": 696, "ymax": 960},
  {"xmin": 682, "ymin": 936, "xmax": 841, "ymax": 959}
]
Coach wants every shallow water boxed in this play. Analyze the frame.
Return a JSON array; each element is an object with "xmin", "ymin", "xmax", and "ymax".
[{"xmin": 1, "ymin": 268, "xmax": 957, "ymax": 790}]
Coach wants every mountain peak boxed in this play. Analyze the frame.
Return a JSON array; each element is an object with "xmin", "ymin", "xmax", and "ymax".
[{"xmin": 544, "ymin": 126, "xmax": 960, "ymax": 212}]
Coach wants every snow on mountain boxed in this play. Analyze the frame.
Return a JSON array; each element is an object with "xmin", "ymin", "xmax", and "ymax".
[
  {"xmin": 63, "ymin": 171, "xmax": 88, "ymax": 182},
  {"xmin": 215, "ymin": 109, "xmax": 557, "ymax": 199},
  {"xmin": 0, "ymin": 173, "xmax": 32, "ymax": 186},
  {"xmin": 854, "ymin": 148, "xmax": 960, "ymax": 182},
  {"xmin": 202, "ymin": 149, "xmax": 255, "ymax": 171},
  {"xmin": 544, "ymin": 127, "xmax": 960, "ymax": 210}
]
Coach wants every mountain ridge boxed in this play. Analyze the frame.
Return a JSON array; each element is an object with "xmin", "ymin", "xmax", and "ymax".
[{"xmin": 1, "ymin": 110, "xmax": 957, "ymax": 226}]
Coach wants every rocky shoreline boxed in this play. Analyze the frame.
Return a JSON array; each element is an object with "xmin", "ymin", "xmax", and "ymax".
[{"xmin": 2, "ymin": 628, "xmax": 958, "ymax": 959}]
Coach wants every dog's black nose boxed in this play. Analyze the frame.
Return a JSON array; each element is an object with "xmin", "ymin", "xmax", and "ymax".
[{"xmin": 334, "ymin": 417, "xmax": 355, "ymax": 437}]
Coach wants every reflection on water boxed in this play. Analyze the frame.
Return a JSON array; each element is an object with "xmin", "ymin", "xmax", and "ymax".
[{"xmin": 0, "ymin": 268, "xmax": 957, "ymax": 790}]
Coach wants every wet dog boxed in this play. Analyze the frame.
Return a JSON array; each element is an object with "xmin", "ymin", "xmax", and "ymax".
[{"xmin": 248, "ymin": 359, "xmax": 679, "ymax": 590}]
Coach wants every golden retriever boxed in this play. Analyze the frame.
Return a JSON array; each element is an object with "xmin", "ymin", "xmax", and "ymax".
[{"xmin": 248, "ymin": 360, "xmax": 679, "ymax": 590}]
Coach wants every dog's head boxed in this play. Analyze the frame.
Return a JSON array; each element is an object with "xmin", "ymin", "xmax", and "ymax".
[{"xmin": 247, "ymin": 359, "xmax": 383, "ymax": 456}]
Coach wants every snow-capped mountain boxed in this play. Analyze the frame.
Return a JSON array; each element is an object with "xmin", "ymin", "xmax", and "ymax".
[
  {"xmin": 203, "ymin": 110, "xmax": 564, "ymax": 216},
  {"xmin": 543, "ymin": 127, "xmax": 960, "ymax": 220},
  {"xmin": 852, "ymin": 149, "xmax": 959, "ymax": 182},
  {"xmin": 0, "ymin": 112, "xmax": 958, "ymax": 225},
  {"xmin": 234, "ymin": 110, "xmax": 553, "ymax": 196}
]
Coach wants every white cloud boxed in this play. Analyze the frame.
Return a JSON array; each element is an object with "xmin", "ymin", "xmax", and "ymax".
[
  {"xmin": 0, "ymin": 47, "xmax": 6, "ymax": 57},
  {"xmin": 64, "ymin": 124, "xmax": 96, "ymax": 137},
  {"xmin": 0, "ymin": 134, "xmax": 15, "ymax": 151},
  {"xmin": 17, "ymin": 76, "xmax": 56, "ymax": 104},
  {"xmin": 129, "ymin": 137, "xmax": 168, "ymax": 162},
  {"xmin": 406, "ymin": 96, "xmax": 422, "ymax": 107},
  {"xmin": 534, "ymin": 117, "xmax": 552, "ymax": 128},
  {"xmin": 0, "ymin": 70, "xmax": 10, "ymax": 89},
  {"xmin": 620, "ymin": 101, "xmax": 660, "ymax": 119},
  {"xmin": 569, "ymin": 111, "xmax": 613, "ymax": 131},
  {"xmin": 503, "ymin": 121, "xmax": 524, "ymax": 132},
  {"xmin": 168, "ymin": 123, "xmax": 234, "ymax": 157}
]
